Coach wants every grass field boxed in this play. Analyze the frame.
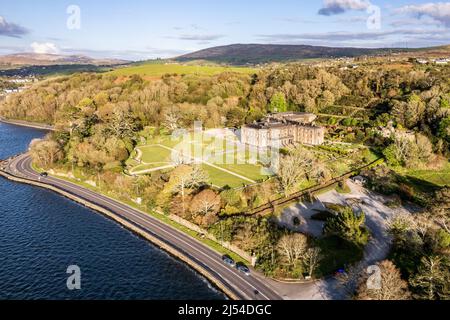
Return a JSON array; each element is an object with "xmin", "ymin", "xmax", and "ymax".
[
  {"xmin": 127, "ymin": 133, "xmax": 270, "ymax": 188},
  {"xmin": 109, "ymin": 62, "xmax": 257, "ymax": 78},
  {"xmin": 201, "ymin": 164, "xmax": 250, "ymax": 188},
  {"xmin": 139, "ymin": 145, "xmax": 172, "ymax": 163},
  {"xmin": 402, "ymin": 161, "xmax": 450, "ymax": 188}
]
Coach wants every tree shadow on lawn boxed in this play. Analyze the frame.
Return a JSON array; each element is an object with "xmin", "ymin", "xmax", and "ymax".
[
  {"xmin": 314, "ymin": 236, "xmax": 364, "ymax": 279},
  {"xmin": 402, "ymin": 175, "xmax": 442, "ymax": 194}
]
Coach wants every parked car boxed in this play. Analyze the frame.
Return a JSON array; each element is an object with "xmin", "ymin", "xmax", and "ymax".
[
  {"xmin": 39, "ymin": 172, "xmax": 48, "ymax": 177},
  {"xmin": 335, "ymin": 269, "xmax": 346, "ymax": 277},
  {"xmin": 222, "ymin": 255, "xmax": 236, "ymax": 267},
  {"xmin": 236, "ymin": 264, "xmax": 251, "ymax": 276}
]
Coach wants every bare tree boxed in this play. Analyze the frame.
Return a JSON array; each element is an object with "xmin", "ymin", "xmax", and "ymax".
[
  {"xmin": 410, "ymin": 256, "xmax": 449, "ymax": 300},
  {"xmin": 387, "ymin": 212, "xmax": 416, "ymax": 234},
  {"xmin": 303, "ymin": 247, "xmax": 322, "ymax": 278},
  {"xmin": 29, "ymin": 139, "xmax": 63, "ymax": 168},
  {"xmin": 278, "ymin": 148, "xmax": 314, "ymax": 195},
  {"xmin": 163, "ymin": 108, "xmax": 180, "ymax": 131},
  {"xmin": 190, "ymin": 189, "xmax": 221, "ymax": 220},
  {"xmin": 392, "ymin": 134, "xmax": 412, "ymax": 165},
  {"xmin": 276, "ymin": 233, "xmax": 308, "ymax": 267},
  {"xmin": 168, "ymin": 165, "xmax": 209, "ymax": 215},
  {"xmin": 356, "ymin": 260, "xmax": 411, "ymax": 300},
  {"xmin": 105, "ymin": 109, "xmax": 139, "ymax": 139}
]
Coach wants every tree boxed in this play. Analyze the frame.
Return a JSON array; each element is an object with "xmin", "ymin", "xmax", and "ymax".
[
  {"xmin": 167, "ymin": 165, "xmax": 209, "ymax": 215},
  {"xmin": 356, "ymin": 260, "xmax": 411, "ymax": 300},
  {"xmin": 324, "ymin": 206, "xmax": 369, "ymax": 247},
  {"xmin": 278, "ymin": 147, "xmax": 314, "ymax": 195},
  {"xmin": 383, "ymin": 132, "xmax": 432, "ymax": 168},
  {"xmin": 225, "ymin": 107, "xmax": 246, "ymax": 128},
  {"xmin": 410, "ymin": 256, "xmax": 450, "ymax": 300},
  {"xmin": 392, "ymin": 95, "xmax": 425, "ymax": 129},
  {"xmin": 383, "ymin": 133, "xmax": 412, "ymax": 167},
  {"xmin": 29, "ymin": 139, "xmax": 64, "ymax": 168},
  {"xmin": 162, "ymin": 107, "xmax": 181, "ymax": 132},
  {"xmin": 104, "ymin": 109, "xmax": 140, "ymax": 139},
  {"xmin": 190, "ymin": 189, "xmax": 221, "ymax": 226},
  {"xmin": 414, "ymin": 133, "xmax": 433, "ymax": 165},
  {"xmin": 438, "ymin": 116, "xmax": 450, "ymax": 143},
  {"xmin": 303, "ymin": 247, "xmax": 322, "ymax": 278},
  {"xmin": 269, "ymin": 92, "xmax": 287, "ymax": 113},
  {"xmin": 276, "ymin": 233, "xmax": 308, "ymax": 268},
  {"xmin": 432, "ymin": 187, "xmax": 450, "ymax": 233}
]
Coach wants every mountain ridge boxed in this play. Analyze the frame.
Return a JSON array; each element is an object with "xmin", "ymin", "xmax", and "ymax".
[
  {"xmin": 175, "ymin": 43, "xmax": 449, "ymax": 65},
  {"xmin": 0, "ymin": 53, "xmax": 128, "ymax": 66}
]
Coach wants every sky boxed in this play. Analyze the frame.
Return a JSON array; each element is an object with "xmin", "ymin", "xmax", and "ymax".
[{"xmin": 1, "ymin": 0, "xmax": 450, "ymax": 61}]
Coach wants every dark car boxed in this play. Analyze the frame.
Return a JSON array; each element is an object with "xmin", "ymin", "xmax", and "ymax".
[
  {"xmin": 236, "ymin": 264, "xmax": 251, "ymax": 276},
  {"xmin": 39, "ymin": 172, "xmax": 48, "ymax": 177},
  {"xmin": 222, "ymin": 255, "xmax": 236, "ymax": 267}
]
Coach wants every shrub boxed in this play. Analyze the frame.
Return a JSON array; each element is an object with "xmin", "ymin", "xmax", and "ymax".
[
  {"xmin": 324, "ymin": 206, "xmax": 369, "ymax": 247},
  {"xmin": 336, "ymin": 181, "xmax": 351, "ymax": 194}
]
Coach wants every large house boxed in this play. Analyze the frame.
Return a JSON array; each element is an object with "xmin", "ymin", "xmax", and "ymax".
[{"xmin": 241, "ymin": 112, "xmax": 325, "ymax": 148}]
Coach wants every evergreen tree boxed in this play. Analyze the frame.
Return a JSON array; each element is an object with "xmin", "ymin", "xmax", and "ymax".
[{"xmin": 324, "ymin": 206, "xmax": 369, "ymax": 246}]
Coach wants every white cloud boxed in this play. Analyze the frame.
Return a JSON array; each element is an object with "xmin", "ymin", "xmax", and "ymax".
[
  {"xmin": 30, "ymin": 42, "xmax": 60, "ymax": 54},
  {"xmin": 175, "ymin": 34, "xmax": 225, "ymax": 41},
  {"xmin": 318, "ymin": 0, "xmax": 371, "ymax": 16},
  {"xmin": 396, "ymin": 2, "xmax": 450, "ymax": 27}
]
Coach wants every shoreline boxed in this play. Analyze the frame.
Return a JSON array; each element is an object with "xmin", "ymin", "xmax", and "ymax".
[
  {"xmin": 0, "ymin": 167, "xmax": 239, "ymax": 300},
  {"xmin": 0, "ymin": 119, "xmax": 283, "ymax": 300},
  {"xmin": 0, "ymin": 117, "xmax": 55, "ymax": 131}
]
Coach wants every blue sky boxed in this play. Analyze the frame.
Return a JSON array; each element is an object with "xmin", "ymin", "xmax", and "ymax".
[{"xmin": 1, "ymin": 0, "xmax": 449, "ymax": 60}]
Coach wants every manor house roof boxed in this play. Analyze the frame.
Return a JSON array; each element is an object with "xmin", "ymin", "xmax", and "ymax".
[{"xmin": 244, "ymin": 112, "xmax": 318, "ymax": 130}]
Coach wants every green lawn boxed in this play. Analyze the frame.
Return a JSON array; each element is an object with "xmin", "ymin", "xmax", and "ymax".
[
  {"xmin": 201, "ymin": 164, "xmax": 249, "ymax": 188},
  {"xmin": 404, "ymin": 162, "xmax": 450, "ymax": 187},
  {"xmin": 109, "ymin": 62, "xmax": 256, "ymax": 77},
  {"xmin": 138, "ymin": 145, "xmax": 172, "ymax": 164},
  {"xmin": 129, "ymin": 133, "xmax": 271, "ymax": 188},
  {"xmin": 216, "ymin": 163, "xmax": 268, "ymax": 182}
]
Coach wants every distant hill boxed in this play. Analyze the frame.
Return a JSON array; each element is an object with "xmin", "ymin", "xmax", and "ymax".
[
  {"xmin": 175, "ymin": 44, "xmax": 449, "ymax": 65},
  {"xmin": 0, "ymin": 53, "xmax": 128, "ymax": 67}
]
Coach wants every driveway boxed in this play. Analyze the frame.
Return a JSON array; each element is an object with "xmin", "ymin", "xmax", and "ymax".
[{"xmin": 270, "ymin": 180, "xmax": 414, "ymax": 299}]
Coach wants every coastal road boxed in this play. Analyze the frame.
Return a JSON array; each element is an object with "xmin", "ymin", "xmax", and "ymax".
[{"xmin": 3, "ymin": 153, "xmax": 282, "ymax": 301}]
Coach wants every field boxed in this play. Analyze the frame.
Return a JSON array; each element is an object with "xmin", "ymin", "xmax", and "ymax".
[
  {"xmin": 126, "ymin": 132, "xmax": 270, "ymax": 188},
  {"xmin": 109, "ymin": 62, "xmax": 256, "ymax": 78},
  {"xmin": 125, "ymin": 132, "xmax": 378, "ymax": 189},
  {"xmin": 400, "ymin": 161, "xmax": 450, "ymax": 190}
]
